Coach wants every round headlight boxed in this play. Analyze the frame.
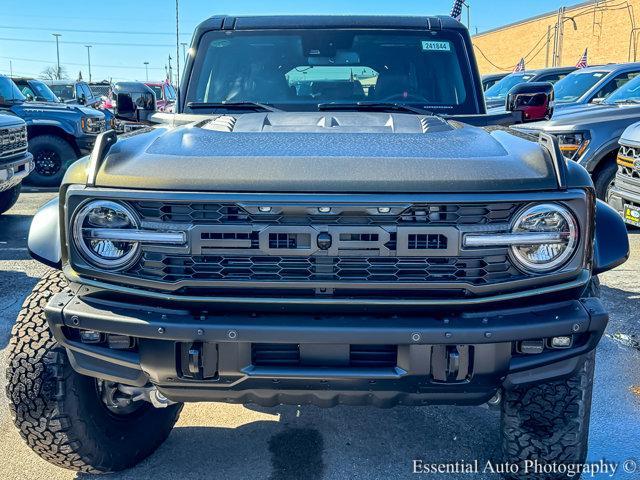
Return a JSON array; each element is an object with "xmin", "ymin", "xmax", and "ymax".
[
  {"xmin": 72, "ymin": 200, "xmax": 140, "ymax": 270},
  {"xmin": 510, "ymin": 204, "xmax": 578, "ymax": 272}
]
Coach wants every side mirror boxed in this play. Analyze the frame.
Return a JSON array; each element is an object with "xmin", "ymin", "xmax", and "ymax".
[
  {"xmin": 506, "ymin": 82, "xmax": 554, "ymax": 122},
  {"xmin": 591, "ymin": 97, "xmax": 605, "ymax": 105},
  {"xmin": 115, "ymin": 93, "xmax": 137, "ymax": 121},
  {"xmin": 25, "ymin": 94, "xmax": 34, "ymax": 101}
]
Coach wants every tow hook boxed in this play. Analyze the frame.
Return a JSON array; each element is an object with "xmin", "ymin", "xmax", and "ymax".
[{"xmin": 116, "ymin": 384, "xmax": 177, "ymax": 409}]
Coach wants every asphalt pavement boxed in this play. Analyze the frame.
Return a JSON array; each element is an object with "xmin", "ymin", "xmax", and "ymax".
[{"xmin": 0, "ymin": 191, "xmax": 639, "ymax": 480}]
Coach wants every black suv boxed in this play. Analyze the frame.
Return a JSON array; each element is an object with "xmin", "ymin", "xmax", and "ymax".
[{"xmin": 6, "ymin": 15, "xmax": 629, "ymax": 479}]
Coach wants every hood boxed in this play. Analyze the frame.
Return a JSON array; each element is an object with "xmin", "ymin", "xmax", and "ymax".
[
  {"xmin": 11, "ymin": 101, "xmax": 104, "ymax": 119},
  {"xmin": 93, "ymin": 112, "xmax": 558, "ymax": 193},
  {"xmin": 0, "ymin": 112, "xmax": 25, "ymax": 128},
  {"xmin": 485, "ymin": 97, "xmax": 506, "ymax": 109},
  {"xmin": 517, "ymin": 103, "xmax": 640, "ymax": 131},
  {"xmin": 620, "ymin": 121, "xmax": 640, "ymax": 147}
]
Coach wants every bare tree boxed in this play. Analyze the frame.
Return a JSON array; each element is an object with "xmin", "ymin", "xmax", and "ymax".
[{"xmin": 40, "ymin": 65, "xmax": 68, "ymax": 81}]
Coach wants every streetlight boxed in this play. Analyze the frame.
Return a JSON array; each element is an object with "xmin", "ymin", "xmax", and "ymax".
[
  {"xmin": 52, "ymin": 33, "xmax": 62, "ymax": 79},
  {"xmin": 84, "ymin": 45, "xmax": 92, "ymax": 83},
  {"xmin": 143, "ymin": 61, "xmax": 149, "ymax": 81}
]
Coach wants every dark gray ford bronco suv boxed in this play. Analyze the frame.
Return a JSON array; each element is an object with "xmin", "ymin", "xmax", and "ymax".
[{"xmin": 5, "ymin": 15, "xmax": 630, "ymax": 477}]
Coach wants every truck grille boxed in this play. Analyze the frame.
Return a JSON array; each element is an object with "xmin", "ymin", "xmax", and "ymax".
[
  {"xmin": 133, "ymin": 253, "xmax": 519, "ymax": 285},
  {"xmin": 80, "ymin": 198, "xmax": 532, "ymax": 296},
  {"xmin": 618, "ymin": 145, "xmax": 640, "ymax": 180},
  {"xmin": 132, "ymin": 201, "xmax": 518, "ymax": 225},
  {"xmin": 0, "ymin": 125, "xmax": 28, "ymax": 161}
]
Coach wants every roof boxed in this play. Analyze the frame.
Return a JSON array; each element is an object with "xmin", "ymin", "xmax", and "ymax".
[
  {"xmin": 195, "ymin": 15, "xmax": 467, "ymax": 33},
  {"xmin": 45, "ymin": 80, "xmax": 85, "ymax": 85},
  {"xmin": 568, "ymin": 62, "xmax": 640, "ymax": 73}
]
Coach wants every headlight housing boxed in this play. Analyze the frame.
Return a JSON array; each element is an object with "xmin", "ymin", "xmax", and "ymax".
[
  {"xmin": 509, "ymin": 204, "xmax": 578, "ymax": 272},
  {"xmin": 556, "ymin": 132, "xmax": 590, "ymax": 160},
  {"xmin": 81, "ymin": 116, "xmax": 106, "ymax": 134},
  {"xmin": 72, "ymin": 200, "xmax": 141, "ymax": 270}
]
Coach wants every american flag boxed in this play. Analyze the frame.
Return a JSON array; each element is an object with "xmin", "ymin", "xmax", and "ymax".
[
  {"xmin": 576, "ymin": 48, "xmax": 589, "ymax": 69},
  {"xmin": 450, "ymin": 0, "xmax": 465, "ymax": 22},
  {"xmin": 513, "ymin": 58, "xmax": 526, "ymax": 73}
]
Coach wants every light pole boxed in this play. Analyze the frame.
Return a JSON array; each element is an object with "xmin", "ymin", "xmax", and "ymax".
[
  {"xmin": 84, "ymin": 45, "xmax": 92, "ymax": 83},
  {"xmin": 464, "ymin": 3, "xmax": 471, "ymax": 30},
  {"xmin": 144, "ymin": 61, "xmax": 149, "ymax": 81},
  {"xmin": 52, "ymin": 33, "xmax": 62, "ymax": 79}
]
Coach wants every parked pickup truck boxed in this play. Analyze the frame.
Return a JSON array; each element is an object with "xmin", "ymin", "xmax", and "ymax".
[
  {"xmin": 513, "ymin": 73, "xmax": 640, "ymax": 201},
  {"xmin": 0, "ymin": 113, "xmax": 32, "ymax": 214},
  {"xmin": 0, "ymin": 75, "xmax": 106, "ymax": 187},
  {"xmin": 6, "ymin": 15, "xmax": 629, "ymax": 479},
  {"xmin": 608, "ymin": 122, "xmax": 640, "ymax": 226}
]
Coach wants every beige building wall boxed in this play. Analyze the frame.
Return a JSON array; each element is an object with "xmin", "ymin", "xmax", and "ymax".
[{"xmin": 473, "ymin": 0, "xmax": 640, "ymax": 75}]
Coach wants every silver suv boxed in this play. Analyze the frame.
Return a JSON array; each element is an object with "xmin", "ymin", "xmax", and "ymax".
[{"xmin": 609, "ymin": 121, "xmax": 640, "ymax": 226}]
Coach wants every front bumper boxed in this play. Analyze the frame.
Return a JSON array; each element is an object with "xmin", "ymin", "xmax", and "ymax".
[
  {"xmin": 0, "ymin": 153, "xmax": 34, "ymax": 192},
  {"xmin": 45, "ymin": 290, "xmax": 607, "ymax": 407},
  {"xmin": 75, "ymin": 134, "xmax": 99, "ymax": 155}
]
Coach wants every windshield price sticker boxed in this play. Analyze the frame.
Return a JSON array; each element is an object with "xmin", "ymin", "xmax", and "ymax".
[{"xmin": 421, "ymin": 40, "xmax": 452, "ymax": 52}]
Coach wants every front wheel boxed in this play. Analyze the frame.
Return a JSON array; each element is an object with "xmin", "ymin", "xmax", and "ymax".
[
  {"xmin": 0, "ymin": 184, "xmax": 21, "ymax": 214},
  {"xmin": 500, "ymin": 350, "xmax": 595, "ymax": 479},
  {"xmin": 26, "ymin": 135, "xmax": 77, "ymax": 187},
  {"xmin": 5, "ymin": 271, "xmax": 182, "ymax": 473},
  {"xmin": 594, "ymin": 161, "xmax": 617, "ymax": 201}
]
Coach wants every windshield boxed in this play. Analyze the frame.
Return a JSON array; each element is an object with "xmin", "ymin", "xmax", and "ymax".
[
  {"xmin": 0, "ymin": 77, "xmax": 26, "ymax": 103},
  {"xmin": 150, "ymin": 85, "xmax": 163, "ymax": 99},
  {"xmin": 485, "ymin": 73, "xmax": 534, "ymax": 98},
  {"xmin": 185, "ymin": 29, "xmax": 476, "ymax": 114},
  {"xmin": 553, "ymin": 71, "xmax": 607, "ymax": 103},
  {"xmin": 27, "ymin": 80, "xmax": 59, "ymax": 102},
  {"xmin": 605, "ymin": 75, "xmax": 640, "ymax": 104},
  {"xmin": 49, "ymin": 84, "xmax": 74, "ymax": 100}
]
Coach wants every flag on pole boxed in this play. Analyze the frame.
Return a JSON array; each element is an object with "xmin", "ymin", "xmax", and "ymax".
[
  {"xmin": 513, "ymin": 58, "xmax": 526, "ymax": 73},
  {"xmin": 450, "ymin": 0, "xmax": 465, "ymax": 22},
  {"xmin": 576, "ymin": 48, "xmax": 589, "ymax": 69}
]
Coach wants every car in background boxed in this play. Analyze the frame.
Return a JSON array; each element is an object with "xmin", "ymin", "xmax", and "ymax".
[
  {"xmin": 485, "ymin": 66, "xmax": 576, "ymax": 108},
  {"xmin": 608, "ymin": 122, "xmax": 640, "ymax": 227},
  {"xmin": 12, "ymin": 77, "xmax": 61, "ymax": 103},
  {"xmin": 514, "ymin": 73, "xmax": 640, "ymax": 200},
  {"xmin": 89, "ymin": 81, "xmax": 116, "ymax": 110},
  {"xmin": 46, "ymin": 80, "xmax": 102, "ymax": 108},
  {"xmin": 0, "ymin": 114, "xmax": 32, "ymax": 214},
  {"xmin": 0, "ymin": 75, "xmax": 106, "ymax": 187},
  {"xmin": 553, "ymin": 63, "xmax": 640, "ymax": 112},
  {"xmin": 481, "ymin": 72, "xmax": 508, "ymax": 91},
  {"xmin": 145, "ymin": 81, "xmax": 177, "ymax": 112}
]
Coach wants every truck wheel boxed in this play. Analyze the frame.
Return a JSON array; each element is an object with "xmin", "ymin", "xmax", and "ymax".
[
  {"xmin": 594, "ymin": 161, "xmax": 617, "ymax": 201},
  {"xmin": 26, "ymin": 135, "xmax": 77, "ymax": 187},
  {"xmin": 0, "ymin": 184, "xmax": 21, "ymax": 214},
  {"xmin": 5, "ymin": 270, "xmax": 182, "ymax": 473},
  {"xmin": 500, "ymin": 350, "xmax": 595, "ymax": 479}
]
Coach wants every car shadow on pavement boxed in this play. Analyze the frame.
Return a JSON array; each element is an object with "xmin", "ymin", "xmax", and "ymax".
[
  {"xmin": 79, "ymin": 404, "xmax": 500, "ymax": 480},
  {"xmin": 0, "ymin": 270, "xmax": 39, "ymax": 349},
  {"xmin": 600, "ymin": 284, "xmax": 640, "ymax": 349}
]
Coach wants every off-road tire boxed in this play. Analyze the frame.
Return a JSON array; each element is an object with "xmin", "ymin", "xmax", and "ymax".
[
  {"xmin": 5, "ymin": 270, "xmax": 183, "ymax": 473},
  {"xmin": 500, "ymin": 350, "xmax": 595, "ymax": 480},
  {"xmin": 0, "ymin": 184, "xmax": 21, "ymax": 214},
  {"xmin": 594, "ymin": 161, "xmax": 617, "ymax": 201},
  {"xmin": 26, "ymin": 135, "xmax": 77, "ymax": 187}
]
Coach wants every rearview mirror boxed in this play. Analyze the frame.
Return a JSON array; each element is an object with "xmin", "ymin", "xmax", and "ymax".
[
  {"xmin": 506, "ymin": 82, "xmax": 554, "ymax": 122},
  {"xmin": 114, "ymin": 92, "xmax": 156, "ymax": 122}
]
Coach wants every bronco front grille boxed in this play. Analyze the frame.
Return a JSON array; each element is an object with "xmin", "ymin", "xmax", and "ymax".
[
  {"xmin": 132, "ymin": 253, "xmax": 520, "ymax": 285},
  {"xmin": 0, "ymin": 125, "xmax": 28, "ymax": 161},
  {"xmin": 131, "ymin": 201, "xmax": 519, "ymax": 225}
]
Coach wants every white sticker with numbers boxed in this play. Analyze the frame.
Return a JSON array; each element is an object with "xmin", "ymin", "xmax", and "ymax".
[{"xmin": 421, "ymin": 40, "xmax": 452, "ymax": 52}]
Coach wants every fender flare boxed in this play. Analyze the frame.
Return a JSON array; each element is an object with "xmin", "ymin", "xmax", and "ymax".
[
  {"xmin": 583, "ymin": 139, "xmax": 620, "ymax": 173},
  {"xmin": 28, "ymin": 197, "xmax": 62, "ymax": 269},
  {"xmin": 26, "ymin": 118, "xmax": 77, "ymax": 137},
  {"xmin": 593, "ymin": 199, "xmax": 629, "ymax": 275}
]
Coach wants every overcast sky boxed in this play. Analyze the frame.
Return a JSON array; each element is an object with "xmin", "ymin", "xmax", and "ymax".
[{"xmin": 0, "ymin": 0, "xmax": 570, "ymax": 82}]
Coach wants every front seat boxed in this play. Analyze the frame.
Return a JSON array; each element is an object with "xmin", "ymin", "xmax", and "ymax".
[{"xmin": 374, "ymin": 72, "xmax": 414, "ymax": 100}]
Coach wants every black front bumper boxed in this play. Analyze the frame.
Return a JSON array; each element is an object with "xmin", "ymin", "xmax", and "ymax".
[
  {"xmin": 45, "ymin": 291, "xmax": 607, "ymax": 407},
  {"xmin": 75, "ymin": 134, "xmax": 99, "ymax": 155}
]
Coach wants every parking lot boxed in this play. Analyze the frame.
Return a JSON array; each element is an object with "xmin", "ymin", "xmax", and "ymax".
[{"xmin": 0, "ymin": 191, "xmax": 639, "ymax": 480}]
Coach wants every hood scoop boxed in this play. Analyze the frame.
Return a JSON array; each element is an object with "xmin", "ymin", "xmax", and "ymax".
[{"xmin": 200, "ymin": 112, "xmax": 455, "ymax": 134}]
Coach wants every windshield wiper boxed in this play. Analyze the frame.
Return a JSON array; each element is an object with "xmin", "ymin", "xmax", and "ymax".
[
  {"xmin": 317, "ymin": 102, "xmax": 435, "ymax": 115},
  {"xmin": 186, "ymin": 101, "xmax": 281, "ymax": 112},
  {"xmin": 613, "ymin": 99, "xmax": 640, "ymax": 105}
]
